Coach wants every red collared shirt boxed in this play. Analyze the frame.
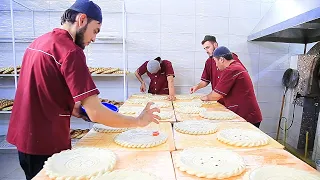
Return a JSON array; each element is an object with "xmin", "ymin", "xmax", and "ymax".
[
  {"xmin": 201, "ymin": 53, "xmax": 245, "ymax": 90},
  {"xmin": 214, "ymin": 61, "xmax": 262, "ymax": 124},
  {"xmin": 7, "ymin": 28, "xmax": 99, "ymax": 155},
  {"xmin": 137, "ymin": 60, "xmax": 175, "ymax": 95}
]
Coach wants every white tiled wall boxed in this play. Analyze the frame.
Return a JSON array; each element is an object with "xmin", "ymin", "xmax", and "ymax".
[{"xmin": 0, "ymin": 0, "xmax": 316, "ymax": 137}]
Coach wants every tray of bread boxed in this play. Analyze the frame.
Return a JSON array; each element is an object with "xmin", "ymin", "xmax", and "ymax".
[
  {"xmin": 0, "ymin": 99, "xmax": 14, "ymax": 111},
  {"xmin": 88, "ymin": 67, "xmax": 130, "ymax": 75},
  {"xmin": 99, "ymin": 98, "xmax": 124, "ymax": 108},
  {"xmin": 0, "ymin": 66, "xmax": 21, "ymax": 74},
  {"xmin": 70, "ymin": 129, "xmax": 90, "ymax": 139}
]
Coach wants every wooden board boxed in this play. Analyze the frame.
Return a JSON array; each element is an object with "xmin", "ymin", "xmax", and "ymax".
[
  {"xmin": 173, "ymin": 101, "xmax": 246, "ymax": 122},
  {"xmin": 75, "ymin": 122, "xmax": 176, "ymax": 151},
  {"xmin": 34, "ymin": 151, "xmax": 176, "ymax": 180},
  {"xmin": 172, "ymin": 148, "xmax": 319, "ymax": 180},
  {"xmin": 173, "ymin": 122, "xmax": 284, "ymax": 150}
]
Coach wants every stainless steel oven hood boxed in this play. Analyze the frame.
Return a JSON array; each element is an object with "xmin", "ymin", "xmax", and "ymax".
[{"xmin": 248, "ymin": 0, "xmax": 320, "ymax": 44}]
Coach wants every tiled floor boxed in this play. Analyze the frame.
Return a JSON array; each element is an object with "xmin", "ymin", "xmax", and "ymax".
[{"xmin": 0, "ymin": 151, "xmax": 25, "ymax": 180}]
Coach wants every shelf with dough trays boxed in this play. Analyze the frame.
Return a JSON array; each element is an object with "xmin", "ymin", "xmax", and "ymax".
[{"xmin": 0, "ymin": 36, "xmax": 124, "ymax": 44}]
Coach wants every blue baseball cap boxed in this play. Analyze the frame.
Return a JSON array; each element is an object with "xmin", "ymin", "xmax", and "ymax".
[
  {"xmin": 213, "ymin": 46, "xmax": 231, "ymax": 57},
  {"xmin": 69, "ymin": 0, "xmax": 102, "ymax": 23}
]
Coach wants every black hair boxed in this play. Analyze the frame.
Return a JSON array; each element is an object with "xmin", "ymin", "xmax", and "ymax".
[
  {"xmin": 154, "ymin": 57, "xmax": 161, "ymax": 62},
  {"xmin": 61, "ymin": 9, "xmax": 93, "ymax": 25}
]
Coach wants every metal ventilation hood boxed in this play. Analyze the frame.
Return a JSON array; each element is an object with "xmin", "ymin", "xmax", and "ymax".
[{"xmin": 248, "ymin": 0, "xmax": 320, "ymax": 44}]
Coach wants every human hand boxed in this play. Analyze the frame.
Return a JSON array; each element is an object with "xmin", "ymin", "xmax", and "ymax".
[
  {"xmin": 72, "ymin": 102, "xmax": 89, "ymax": 121},
  {"xmin": 137, "ymin": 102, "xmax": 160, "ymax": 127},
  {"xmin": 190, "ymin": 85, "xmax": 198, "ymax": 94},
  {"xmin": 168, "ymin": 94, "xmax": 176, "ymax": 101},
  {"xmin": 140, "ymin": 83, "xmax": 146, "ymax": 92}
]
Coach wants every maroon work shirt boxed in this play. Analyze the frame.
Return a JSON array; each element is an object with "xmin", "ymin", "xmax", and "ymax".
[
  {"xmin": 7, "ymin": 28, "xmax": 99, "ymax": 155},
  {"xmin": 201, "ymin": 53, "xmax": 245, "ymax": 90},
  {"xmin": 137, "ymin": 60, "xmax": 174, "ymax": 95},
  {"xmin": 214, "ymin": 61, "xmax": 262, "ymax": 124}
]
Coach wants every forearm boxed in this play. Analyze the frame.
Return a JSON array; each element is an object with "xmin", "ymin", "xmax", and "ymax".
[
  {"xmin": 204, "ymin": 91, "xmax": 223, "ymax": 101},
  {"xmin": 135, "ymin": 70, "xmax": 145, "ymax": 84},
  {"xmin": 82, "ymin": 95, "xmax": 140, "ymax": 128},
  {"xmin": 196, "ymin": 80, "xmax": 209, "ymax": 90},
  {"xmin": 167, "ymin": 76, "xmax": 175, "ymax": 96}
]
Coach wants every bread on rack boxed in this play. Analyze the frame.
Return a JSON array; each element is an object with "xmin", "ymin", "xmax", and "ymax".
[{"xmin": 0, "ymin": 99, "xmax": 14, "ymax": 110}]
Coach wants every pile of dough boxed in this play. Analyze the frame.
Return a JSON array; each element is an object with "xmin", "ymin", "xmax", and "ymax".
[
  {"xmin": 175, "ymin": 95, "xmax": 195, "ymax": 100},
  {"xmin": 131, "ymin": 93, "xmax": 153, "ymax": 98},
  {"xmin": 243, "ymin": 165, "xmax": 320, "ymax": 180},
  {"xmin": 192, "ymin": 99, "xmax": 217, "ymax": 105},
  {"xmin": 153, "ymin": 111, "xmax": 174, "ymax": 120},
  {"xmin": 174, "ymin": 120, "xmax": 218, "ymax": 135},
  {"xmin": 94, "ymin": 170, "xmax": 161, "ymax": 180},
  {"xmin": 199, "ymin": 111, "xmax": 238, "ymax": 120},
  {"xmin": 148, "ymin": 95, "xmax": 168, "ymax": 101},
  {"xmin": 125, "ymin": 99, "xmax": 148, "ymax": 105},
  {"xmin": 217, "ymin": 128, "xmax": 269, "ymax": 147},
  {"xmin": 43, "ymin": 148, "xmax": 116, "ymax": 180},
  {"xmin": 174, "ymin": 147, "xmax": 246, "ymax": 179},
  {"xmin": 151, "ymin": 101, "xmax": 171, "ymax": 108},
  {"xmin": 173, "ymin": 101, "xmax": 202, "ymax": 108},
  {"xmin": 175, "ymin": 107, "xmax": 206, "ymax": 114},
  {"xmin": 114, "ymin": 129, "xmax": 168, "ymax": 148},
  {"xmin": 93, "ymin": 123, "xmax": 129, "ymax": 133},
  {"xmin": 118, "ymin": 107, "xmax": 142, "ymax": 115}
]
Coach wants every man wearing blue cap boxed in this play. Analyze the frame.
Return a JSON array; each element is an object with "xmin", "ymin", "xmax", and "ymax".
[
  {"xmin": 6, "ymin": 1, "xmax": 160, "ymax": 179},
  {"xmin": 190, "ymin": 35, "xmax": 246, "ymax": 105},
  {"xmin": 201, "ymin": 46, "xmax": 262, "ymax": 127}
]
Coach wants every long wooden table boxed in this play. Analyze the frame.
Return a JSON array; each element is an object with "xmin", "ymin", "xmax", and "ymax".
[
  {"xmin": 34, "ymin": 151, "xmax": 176, "ymax": 180},
  {"xmin": 75, "ymin": 122, "xmax": 176, "ymax": 152},
  {"xmin": 173, "ymin": 122, "xmax": 284, "ymax": 150},
  {"xmin": 172, "ymin": 148, "xmax": 319, "ymax": 180},
  {"xmin": 32, "ymin": 94, "xmax": 320, "ymax": 179}
]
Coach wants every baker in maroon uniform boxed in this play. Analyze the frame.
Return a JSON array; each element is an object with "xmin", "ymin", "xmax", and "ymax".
[
  {"xmin": 135, "ymin": 57, "xmax": 176, "ymax": 101},
  {"xmin": 201, "ymin": 46, "xmax": 262, "ymax": 127},
  {"xmin": 6, "ymin": 1, "xmax": 159, "ymax": 179},
  {"xmin": 190, "ymin": 35, "xmax": 245, "ymax": 105}
]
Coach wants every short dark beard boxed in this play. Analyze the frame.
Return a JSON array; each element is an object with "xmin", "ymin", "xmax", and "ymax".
[{"xmin": 75, "ymin": 23, "xmax": 88, "ymax": 50}]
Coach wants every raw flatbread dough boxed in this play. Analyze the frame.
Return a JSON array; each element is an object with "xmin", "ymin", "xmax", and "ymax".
[
  {"xmin": 243, "ymin": 165, "xmax": 320, "ymax": 180},
  {"xmin": 148, "ymin": 95, "xmax": 168, "ymax": 101},
  {"xmin": 94, "ymin": 170, "xmax": 161, "ymax": 180},
  {"xmin": 153, "ymin": 111, "xmax": 174, "ymax": 120},
  {"xmin": 93, "ymin": 123, "xmax": 129, "ymax": 133},
  {"xmin": 217, "ymin": 128, "xmax": 269, "ymax": 147},
  {"xmin": 118, "ymin": 107, "xmax": 142, "ymax": 115},
  {"xmin": 125, "ymin": 99, "xmax": 148, "ymax": 105},
  {"xmin": 175, "ymin": 107, "xmax": 206, "ymax": 114},
  {"xmin": 114, "ymin": 129, "xmax": 168, "ymax": 148},
  {"xmin": 199, "ymin": 111, "xmax": 238, "ymax": 120},
  {"xmin": 151, "ymin": 101, "xmax": 171, "ymax": 108},
  {"xmin": 175, "ymin": 95, "xmax": 195, "ymax": 100},
  {"xmin": 131, "ymin": 93, "xmax": 153, "ymax": 98},
  {"xmin": 44, "ymin": 148, "xmax": 116, "ymax": 180},
  {"xmin": 175, "ymin": 147, "xmax": 246, "ymax": 179},
  {"xmin": 190, "ymin": 93, "xmax": 205, "ymax": 99},
  {"xmin": 173, "ymin": 101, "xmax": 202, "ymax": 108},
  {"xmin": 192, "ymin": 99, "xmax": 217, "ymax": 105},
  {"xmin": 174, "ymin": 120, "xmax": 218, "ymax": 135}
]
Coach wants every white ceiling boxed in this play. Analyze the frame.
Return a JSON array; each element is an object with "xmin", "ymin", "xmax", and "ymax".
[{"xmin": 0, "ymin": 0, "xmax": 124, "ymax": 12}]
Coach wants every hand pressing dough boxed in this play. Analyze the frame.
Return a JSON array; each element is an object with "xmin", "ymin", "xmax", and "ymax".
[
  {"xmin": 243, "ymin": 165, "xmax": 320, "ymax": 180},
  {"xmin": 217, "ymin": 128, "xmax": 269, "ymax": 147},
  {"xmin": 93, "ymin": 123, "xmax": 129, "ymax": 133},
  {"xmin": 199, "ymin": 111, "xmax": 238, "ymax": 120},
  {"xmin": 175, "ymin": 107, "xmax": 206, "ymax": 114},
  {"xmin": 174, "ymin": 120, "xmax": 218, "ymax": 135},
  {"xmin": 175, "ymin": 147, "xmax": 246, "ymax": 179},
  {"xmin": 43, "ymin": 148, "xmax": 116, "ymax": 180},
  {"xmin": 94, "ymin": 170, "xmax": 161, "ymax": 180},
  {"xmin": 114, "ymin": 129, "xmax": 168, "ymax": 148}
]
